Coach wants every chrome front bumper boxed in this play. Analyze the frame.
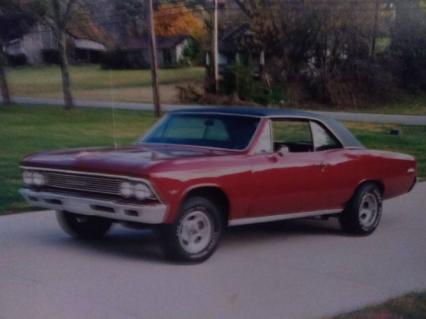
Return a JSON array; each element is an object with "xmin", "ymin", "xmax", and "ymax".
[{"xmin": 20, "ymin": 188, "xmax": 167, "ymax": 224}]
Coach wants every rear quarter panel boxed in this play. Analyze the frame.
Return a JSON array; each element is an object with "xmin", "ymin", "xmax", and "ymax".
[{"xmin": 343, "ymin": 149, "xmax": 416, "ymax": 200}]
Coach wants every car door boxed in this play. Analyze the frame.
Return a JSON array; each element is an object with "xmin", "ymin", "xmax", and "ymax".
[
  {"xmin": 308, "ymin": 120, "xmax": 358, "ymax": 210},
  {"xmin": 248, "ymin": 118, "xmax": 327, "ymax": 217}
]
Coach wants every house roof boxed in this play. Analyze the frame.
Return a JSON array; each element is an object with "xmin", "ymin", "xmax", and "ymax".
[
  {"xmin": 170, "ymin": 107, "xmax": 364, "ymax": 148},
  {"xmin": 125, "ymin": 35, "xmax": 189, "ymax": 50},
  {"xmin": 220, "ymin": 23, "xmax": 258, "ymax": 53}
]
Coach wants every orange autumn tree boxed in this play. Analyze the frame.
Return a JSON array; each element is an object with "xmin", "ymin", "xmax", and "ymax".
[{"xmin": 154, "ymin": 4, "xmax": 206, "ymax": 40}]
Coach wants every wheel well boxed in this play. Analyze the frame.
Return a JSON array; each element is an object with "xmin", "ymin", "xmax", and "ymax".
[
  {"xmin": 344, "ymin": 180, "xmax": 385, "ymax": 211},
  {"xmin": 357, "ymin": 180, "xmax": 385, "ymax": 196},
  {"xmin": 183, "ymin": 187, "xmax": 230, "ymax": 226}
]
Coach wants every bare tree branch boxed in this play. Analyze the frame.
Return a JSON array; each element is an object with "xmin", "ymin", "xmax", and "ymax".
[{"xmin": 232, "ymin": 0, "xmax": 253, "ymax": 17}]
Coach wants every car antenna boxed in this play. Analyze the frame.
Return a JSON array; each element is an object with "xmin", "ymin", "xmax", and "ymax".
[{"xmin": 109, "ymin": 69, "xmax": 118, "ymax": 149}]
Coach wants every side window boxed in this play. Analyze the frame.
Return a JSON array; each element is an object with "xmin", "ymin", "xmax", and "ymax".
[
  {"xmin": 272, "ymin": 119, "xmax": 313, "ymax": 153},
  {"xmin": 310, "ymin": 121, "xmax": 342, "ymax": 151}
]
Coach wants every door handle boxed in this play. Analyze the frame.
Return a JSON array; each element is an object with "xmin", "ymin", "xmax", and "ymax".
[{"xmin": 267, "ymin": 155, "xmax": 278, "ymax": 163}]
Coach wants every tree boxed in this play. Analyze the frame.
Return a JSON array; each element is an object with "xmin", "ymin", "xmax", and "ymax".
[
  {"xmin": 230, "ymin": 0, "xmax": 389, "ymax": 107},
  {"xmin": 0, "ymin": 0, "xmax": 34, "ymax": 106},
  {"xmin": 389, "ymin": 0, "xmax": 426, "ymax": 91},
  {"xmin": 111, "ymin": 0, "xmax": 146, "ymax": 42},
  {"xmin": 30, "ymin": 0, "xmax": 107, "ymax": 110},
  {"xmin": 155, "ymin": 4, "xmax": 206, "ymax": 40}
]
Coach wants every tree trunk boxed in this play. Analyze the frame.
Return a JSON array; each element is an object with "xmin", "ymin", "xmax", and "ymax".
[
  {"xmin": 58, "ymin": 30, "xmax": 74, "ymax": 110},
  {"xmin": 0, "ymin": 51, "xmax": 11, "ymax": 106}
]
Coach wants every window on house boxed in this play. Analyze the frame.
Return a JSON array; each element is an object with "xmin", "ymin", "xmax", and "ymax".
[{"xmin": 163, "ymin": 49, "xmax": 173, "ymax": 66}]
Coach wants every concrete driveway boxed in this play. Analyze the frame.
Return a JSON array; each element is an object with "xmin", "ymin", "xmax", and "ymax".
[{"xmin": 1, "ymin": 183, "xmax": 425, "ymax": 319}]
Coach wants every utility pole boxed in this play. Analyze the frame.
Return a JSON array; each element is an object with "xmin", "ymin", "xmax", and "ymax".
[
  {"xmin": 211, "ymin": 0, "xmax": 219, "ymax": 94},
  {"xmin": 147, "ymin": 0, "xmax": 161, "ymax": 118}
]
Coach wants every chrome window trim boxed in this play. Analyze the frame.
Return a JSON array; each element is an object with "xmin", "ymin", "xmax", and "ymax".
[
  {"xmin": 251, "ymin": 119, "xmax": 273, "ymax": 155},
  {"xmin": 20, "ymin": 166, "xmax": 164, "ymax": 204},
  {"xmin": 309, "ymin": 120, "xmax": 343, "ymax": 151},
  {"xmin": 164, "ymin": 111, "xmax": 263, "ymax": 119},
  {"xmin": 229, "ymin": 209, "xmax": 342, "ymax": 226}
]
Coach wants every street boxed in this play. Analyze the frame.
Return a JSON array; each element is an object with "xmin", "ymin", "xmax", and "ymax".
[
  {"xmin": 0, "ymin": 183, "xmax": 425, "ymax": 319},
  {"xmin": 8, "ymin": 96, "xmax": 426, "ymax": 125}
]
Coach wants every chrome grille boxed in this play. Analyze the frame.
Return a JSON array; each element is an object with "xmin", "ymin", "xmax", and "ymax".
[{"xmin": 43, "ymin": 172, "xmax": 123, "ymax": 196}]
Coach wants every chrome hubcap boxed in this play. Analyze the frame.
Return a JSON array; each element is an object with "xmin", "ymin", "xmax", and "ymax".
[
  {"xmin": 359, "ymin": 193, "xmax": 379, "ymax": 228},
  {"xmin": 178, "ymin": 210, "xmax": 213, "ymax": 254}
]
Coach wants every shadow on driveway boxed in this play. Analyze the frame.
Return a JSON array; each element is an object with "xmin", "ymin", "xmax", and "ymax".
[{"xmin": 35, "ymin": 217, "xmax": 346, "ymax": 264}]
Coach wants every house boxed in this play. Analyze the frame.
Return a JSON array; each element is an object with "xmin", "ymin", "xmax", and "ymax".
[
  {"xmin": 218, "ymin": 24, "xmax": 263, "ymax": 75},
  {"xmin": 4, "ymin": 23, "xmax": 107, "ymax": 65},
  {"xmin": 5, "ymin": 24, "xmax": 45, "ymax": 65},
  {"xmin": 124, "ymin": 35, "xmax": 190, "ymax": 68}
]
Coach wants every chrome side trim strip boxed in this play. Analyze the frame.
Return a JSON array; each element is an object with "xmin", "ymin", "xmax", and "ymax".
[{"xmin": 229, "ymin": 209, "xmax": 342, "ymax": 226}]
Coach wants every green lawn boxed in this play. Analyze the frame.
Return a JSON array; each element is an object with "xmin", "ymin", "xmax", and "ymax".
[
  {"xmin": 0, "ymin": 104, "xmax": 424, "ymax": 214},
  {"xmin": 328, "ymin": 291, "xmax": 426, "ymax": 319},
  {"xmin": 7, "ymin": 65, "xmax": 205, "ymax": 104},
  {"xmin": 6, "ymin": 65, "xmax": 426, "ymax": 114},
  {"xmin": 0, "ymin": 105, "xmax": 156, "ymax": 213},
  {"xmin": 297, "ymin": 93, "xmax": 426, "ymax": 115}
]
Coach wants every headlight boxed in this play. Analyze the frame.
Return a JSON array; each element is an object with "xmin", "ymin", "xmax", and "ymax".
[
  {"xmin": 134, "ymin": 183, "xmax": 153, "ymax": 200},
  {"xmin": 22, "ymin": 171, "xmax": 45, "ymax": 186},
  {"xmin": 32, "ymin": 172, "xmax": 46, "ymax": 186},
  {"xmin": 33, "ymin": 172, "xmax": 46, "ymax": 186},
  {"xmin": 120, "ymin": 182, "xmax": 134, "ymax": 198},
  {"xmin": 23, "ymin": 171, "xmax": 33, "ymax": 185}
]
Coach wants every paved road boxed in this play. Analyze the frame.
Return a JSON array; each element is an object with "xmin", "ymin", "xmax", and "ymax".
[
  {"xmin": 9, "ymin": 96, "xmax": 426, "ymax": 125},
  {"xmin": 1, "ymin": 182, "xmax": 425, "ymax": 319}
]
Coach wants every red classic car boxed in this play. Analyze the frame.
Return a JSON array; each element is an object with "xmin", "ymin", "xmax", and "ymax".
[{"xmin": 20, "ymin": 107, "xmax": 417, "ymax": 262}]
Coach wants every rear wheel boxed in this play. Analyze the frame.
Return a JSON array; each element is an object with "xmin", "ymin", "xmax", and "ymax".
[
  {"xmin": 339, "ymin": 183, "xmax": 382, "ymax": 235},
  {"xmin": 162, "ymin": 197, "xmax": 223, "ymax": 263},
  {"xmin": 56, "ymin": 211, "xmax": 112, "ymax": 239}
]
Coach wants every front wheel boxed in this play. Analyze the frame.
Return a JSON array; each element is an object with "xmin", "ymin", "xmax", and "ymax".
[
  {"xmin": 339, "ymin": 183, "xmax": 382, "ymax": 235},
  {"xmin": 56, "ymin": 211, "xmax": 112, "ymax": 240},
  {"xmin": 162, "ymin": 197, "xmax": 223, "ymax": 263}
]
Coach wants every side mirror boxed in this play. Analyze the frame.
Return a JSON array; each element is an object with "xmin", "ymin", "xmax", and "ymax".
[{"xmin": 277, "ymin": 145, "xmax": 290, "ymax": 156}]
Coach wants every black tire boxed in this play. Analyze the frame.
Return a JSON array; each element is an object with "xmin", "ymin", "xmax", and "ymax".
[
  {"xmin": 339, "ymin": 183, "xmax": 382, "ymax": 235},
  {"xmin": 56, "ymin": 211, "xmax": 112, "ymax": 240},
  {"xmin": 162, "ymin": 196, "xmax": 223, "ymax": 263}
]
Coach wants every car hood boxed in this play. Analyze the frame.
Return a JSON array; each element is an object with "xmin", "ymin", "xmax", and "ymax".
[{"xmin": 21, "ymin": 144, "xmax": 234, "ymax": 177}]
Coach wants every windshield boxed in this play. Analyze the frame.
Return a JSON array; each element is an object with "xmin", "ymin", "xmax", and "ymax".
[{"xmin": 141, "ymin": 113, "xmax": 261, "ymax": 150}]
